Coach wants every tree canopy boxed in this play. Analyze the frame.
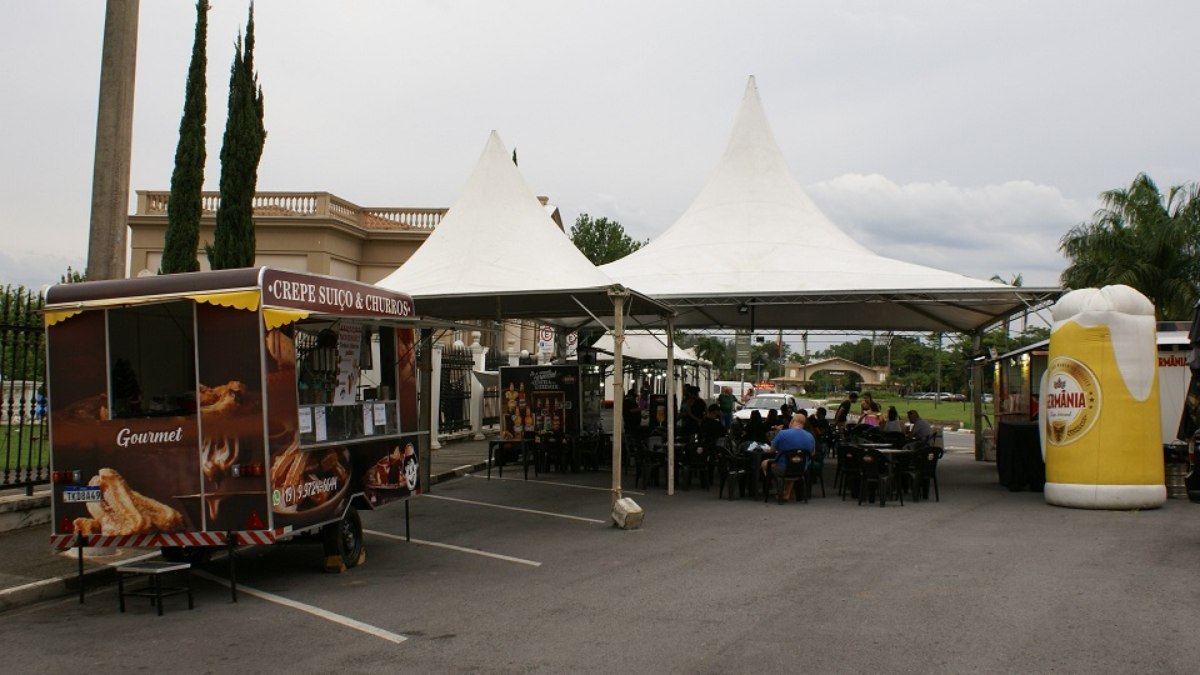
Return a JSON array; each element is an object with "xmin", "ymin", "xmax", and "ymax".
[
  {"xmin": 208, "ymin": 4, "xmax": 266, "ymax": 270},
  {"xmin": 569, "ymin": 213, "xmax": 646, "ymax": 266},
  {"xmin": 161, "ymin": 0, "xmax": 208, "ymax": 274},
  {"xmin": 1059, "ymin": 173, "xmax": 1200, "ymax": 320}
]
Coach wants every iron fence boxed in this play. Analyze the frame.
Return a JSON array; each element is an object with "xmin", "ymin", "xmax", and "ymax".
[
  {"xmin": 2, "ymin": 286, "xmax": 48, "ymax": 492},
  {"xmin": 440, "ymin": 346, "xmax": 474, "ymax": 434}
]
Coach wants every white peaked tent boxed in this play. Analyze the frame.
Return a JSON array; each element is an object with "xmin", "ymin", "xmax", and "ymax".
[
  {"xmin": 601, "ymin": 76, "xmax": 1060, "ymax": 333},
  {"xmin": 588, "ymin": 331, "xmax": 698, "ymax": 363},
  {"xmin": 376, "ymin": 132, "xmax": 665, "ymax": 327},
  {"xmin": 376, "ymin": 131, "xmax": 670, "ymax": 508}
]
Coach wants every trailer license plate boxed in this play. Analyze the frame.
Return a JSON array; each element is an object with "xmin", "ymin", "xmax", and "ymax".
[{"xmin": 62, "ymin": 486, "xmax": 102, "ymax": 503}]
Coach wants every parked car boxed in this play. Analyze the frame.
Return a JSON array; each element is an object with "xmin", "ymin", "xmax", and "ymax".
[
  {"xmin": 729, "ymin": 393, "xmax": 822, "ymax": 433},
  {"xmin": 733, "ymin": 394, "xmax": 799, "ymax": 422}
]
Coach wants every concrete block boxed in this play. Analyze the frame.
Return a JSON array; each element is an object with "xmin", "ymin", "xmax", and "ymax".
[{"xmin": 611, "ymin": 497, "xmax": 644, "ymax": 530}]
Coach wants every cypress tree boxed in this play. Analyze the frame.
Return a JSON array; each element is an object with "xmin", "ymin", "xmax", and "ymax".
[
  {"xmin": 160, "ymin": 1, "xmax": 208, "ymax": 274},
  {"xmin": 208, "ymin": 2, "xmax": 266, "ymax": 270}
]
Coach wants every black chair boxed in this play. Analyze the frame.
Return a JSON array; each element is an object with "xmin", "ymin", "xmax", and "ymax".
[
  {"xmin": 903, "ymin": 446, "xmax": 944, "ymax": 502},
  {"xmin": 635, "ymin": 437, "xmax": 668, "ymax": 489},
  {"xmin": 714, "ymin": 439, "xmax": 748, "ymax": 500},
  {"xmin": 678, "ymin": 439, "xmax": 712, "ymax": 490},
  {"xmin": 858, "ymin": 449, "xmax": 901, "ymax": 507},
  {"xmin": 765, "ymin": 450, "xmax": 808, "ymax": 504},
  {"xmin": 836, "ymin": 444, "xmax": 862, "ymax": 500},
  {"xmin": 575, "ymin": 432, "xmax": 605, "ymax": 472},
  {"xmin": 538, "ymin": 432, "xmax": 573, "ymax": 473},
  {"xmin": 806, "ymin": 448, "xmax": 826, "ymax": 499}
]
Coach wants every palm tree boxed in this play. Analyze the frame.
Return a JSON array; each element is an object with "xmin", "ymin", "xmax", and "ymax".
[
  {"xmin": 1059, "ymin": 173, "xmax": 1200, "ymax": 320},
  {"xmin": 989, "ymin": 273, "xmax": 1024, "ymax": 349}
]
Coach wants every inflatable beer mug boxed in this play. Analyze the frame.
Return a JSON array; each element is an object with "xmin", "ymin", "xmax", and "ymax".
[{"xmin": 1040, "ymin": 285, "xmax": 1165, "ymax": 509}]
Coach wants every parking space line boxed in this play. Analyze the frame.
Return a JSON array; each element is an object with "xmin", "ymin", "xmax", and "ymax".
[
  {"xmin": 193, "ymin": 570, "xmax": 407, "ymax": 644},
  {"xmin": 469, "ymin": 474, "xmax": 644, "ymax": 495},
  {"xmin": 422, "ymin": 494, "xmax": 608, "ymax": 524},
  {"xmin": 365, "ymin": 529, "xmax": 541, "ymax": 567}
]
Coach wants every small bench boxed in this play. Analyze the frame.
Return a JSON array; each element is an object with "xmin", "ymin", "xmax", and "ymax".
[{"xmin": 116, "ymin": 561, "xmax": 194, "ymax": 616}]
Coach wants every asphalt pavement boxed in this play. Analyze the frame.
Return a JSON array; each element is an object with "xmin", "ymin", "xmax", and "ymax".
[
  {"xmin": 5, "ymin": 430, "xmax": 1200, "ymax": 673},
  {"xmin": 2, "ymin": 429, "xmax": 1200, "ymax": 672}
]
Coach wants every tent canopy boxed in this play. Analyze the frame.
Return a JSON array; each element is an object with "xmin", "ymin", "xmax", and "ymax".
[
  {"xmin": 601, "ymin": 76, "xmax": 1059, "ymax": 333},
  {"xmin": 584, "ymin": 330, "xmax": 700, "ymax": 363},
  {"xmin": 375, "ymin": 131, "xmax": 668, "ymax": 330}
]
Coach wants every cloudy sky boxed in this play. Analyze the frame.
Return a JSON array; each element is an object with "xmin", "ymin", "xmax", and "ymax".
[{"xmin": 3, "ymin": 1, "xmax": 1198, "ymax": 293}]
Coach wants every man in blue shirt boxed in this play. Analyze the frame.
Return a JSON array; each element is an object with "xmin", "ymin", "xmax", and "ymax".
[{"xmin": 762, "ymin": 412, "xmax": 815, "ymax": 501}]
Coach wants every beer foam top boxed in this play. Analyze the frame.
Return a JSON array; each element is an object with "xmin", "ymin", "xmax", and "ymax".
[{"xmin": 1050, "ymin": 285, "xmax": 1157, "ymax": 400}]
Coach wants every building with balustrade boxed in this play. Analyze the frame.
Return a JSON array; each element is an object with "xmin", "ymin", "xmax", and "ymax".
[
  {"xmin": 128, "ymin": 190, "xmax": 562, "ymax": 284},
  {"xmin": 127, "ymin": 190, "xmax": 565, "ymax": 353}
]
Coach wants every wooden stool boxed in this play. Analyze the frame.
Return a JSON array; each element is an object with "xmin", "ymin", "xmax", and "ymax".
[{"xmin": 117, "ymin": 561, "xmax": 194, "ymax": 616}]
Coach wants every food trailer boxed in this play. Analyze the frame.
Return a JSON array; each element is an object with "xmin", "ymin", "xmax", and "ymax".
[{"xmin": 44, "ymin": 268, "xmax": 423, "ymax": 570}]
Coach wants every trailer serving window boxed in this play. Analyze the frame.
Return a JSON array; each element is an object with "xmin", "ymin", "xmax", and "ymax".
[
  {"xmin": 293, "ymin": 321, "xmax": 398, "ymax": 446},
  {"xmin": 106, "ymin": 301, "xmax": 197, "ymax": 418}
]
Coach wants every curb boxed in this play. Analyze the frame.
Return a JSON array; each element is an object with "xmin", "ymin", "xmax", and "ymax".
[
  {"xmin": 0, "ymin": 550, "xmax": 158, "ymax": 614},
  {"xmin": 429, "ymin": 460, "xmax": 489, "ymax": 487}
]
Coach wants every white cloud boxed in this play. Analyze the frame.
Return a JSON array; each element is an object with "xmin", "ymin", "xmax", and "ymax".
[
  {"xmin": 0, "ymin": 250, "xmax": 85, "ymax": 291},
  {"xmin": 805, "ymin": 174, "xmax": 1092, "ymax": 287}
]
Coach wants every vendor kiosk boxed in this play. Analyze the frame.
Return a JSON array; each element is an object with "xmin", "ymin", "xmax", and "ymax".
[{"xmin": 44, "ymin": 268, "xmax": 423, "ymax": 571}]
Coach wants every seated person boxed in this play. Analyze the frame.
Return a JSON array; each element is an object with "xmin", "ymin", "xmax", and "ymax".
[
  {"xmin": 698, "ymin": 404, "xmax": 726, "ymax": 444},
  {"xmin": 808, "ymin": 406, "xmax": 831, "ymax": 438},
  {"xmin": 882, "ymin": 406, "xmax": 904, "ymax": 434},
  {"xmin": 906, "ymin": 410, "xmax": 934, "ymax": 444},
  {"xmin": 742, "ymin": 410, "xmax": 769, "ymax": 449},
  {"xmin": 761, "ymin": 412, "xmax": 815, "ymax": 501},
  {"xmin": 765, "ymin": 409, "xmax": 781, "ymax": 432}
]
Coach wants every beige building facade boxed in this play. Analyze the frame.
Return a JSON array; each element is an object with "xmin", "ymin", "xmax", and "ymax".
[{"xmin": 127, "ymin": 190, "xmax": 564, "ymax": 353}]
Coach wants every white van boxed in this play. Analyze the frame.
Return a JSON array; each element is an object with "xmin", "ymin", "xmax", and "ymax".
[{"xmin": 712, "ymin": 380, "xmax": 754, "ymax": 400}]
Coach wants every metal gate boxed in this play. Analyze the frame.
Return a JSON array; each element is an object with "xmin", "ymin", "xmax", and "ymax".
[{"xmin": 440, "ymin": 346, "xmax": 474, "ymax": 434}]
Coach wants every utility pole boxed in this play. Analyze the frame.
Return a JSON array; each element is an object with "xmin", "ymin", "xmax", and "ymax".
[{"xmin": 86, "ymin": 0, "xmax": 140, "ymax": 281}]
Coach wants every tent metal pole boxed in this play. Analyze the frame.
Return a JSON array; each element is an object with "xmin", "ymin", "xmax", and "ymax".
[
  {"xmin": 609, "ymin": 289, "xmax": 627, "ymax": 505},
  {"xmin": 666, "ymin": 316, "xmax": 676, "ymax": 495}
]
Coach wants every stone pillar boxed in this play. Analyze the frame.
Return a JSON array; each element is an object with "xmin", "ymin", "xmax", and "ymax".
[
  {"xmin": 470, "ymin": 332, "xmax": 485, "ymax": 440},
  {"xmin": 87, "ymin": 0, "xmax": 140, "ymax": 281}
]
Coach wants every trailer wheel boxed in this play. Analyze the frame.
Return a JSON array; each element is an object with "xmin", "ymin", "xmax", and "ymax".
[
  {"xmin": 161, "ymin": 546, "xmax": 213, "ymax": 565},
  {"xmin": 322, "ymin": 507, "xmax": 364, "ymax": 569}
]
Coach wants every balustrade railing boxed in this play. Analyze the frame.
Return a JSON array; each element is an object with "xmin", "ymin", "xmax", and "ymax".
[{"xmin": 136, "ymin": 191, "xmax": 445, "ymax": 231}]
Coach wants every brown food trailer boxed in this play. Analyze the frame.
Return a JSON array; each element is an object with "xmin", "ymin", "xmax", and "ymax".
[{"xmin": 44, "ymin": 268, "xmax": 422, "ymax": 570}]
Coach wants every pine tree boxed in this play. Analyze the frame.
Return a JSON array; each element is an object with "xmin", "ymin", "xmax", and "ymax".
[
  {"xmin": 161, "ymin": 1, "xmax": 208, "ymax": 274},
  {"xmin": 208, "ymin": 3, "xmax": 266, "ymax": 270}
]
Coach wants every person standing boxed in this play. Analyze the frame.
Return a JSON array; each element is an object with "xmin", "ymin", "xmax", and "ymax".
[
  {"xmin": 717, "ymin": 386, "xmax": 738, "ymax": 429},
  {"xmin": 623, "ymin": 389, "xmax": 642, "ymax": 433},
  {"xmin": 834, "ymin": 392, "xmax": 858, "ymax": 429}
]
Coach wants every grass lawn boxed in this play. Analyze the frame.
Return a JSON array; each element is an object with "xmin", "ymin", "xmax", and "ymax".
[
  {"xmin": 1, "ymin": 425, "xmax": 50, "ymax": 474},
  {"xmin": 819, "ymin": 393, "xmax": 982, "ymax": 430}
]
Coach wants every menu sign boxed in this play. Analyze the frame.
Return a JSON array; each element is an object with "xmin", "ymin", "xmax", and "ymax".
[
  {"xmin": 499, "ymin": 365, "xmax": 582, "ymax": 439},
  {"xmin": 333, "ymin": 323, "xmax": 364, "ymax": 405}
]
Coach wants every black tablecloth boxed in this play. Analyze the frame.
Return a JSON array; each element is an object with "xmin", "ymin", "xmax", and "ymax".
[{"xmin": 996, "ymin": 420, "xmax": 1044, "ymax": 492}]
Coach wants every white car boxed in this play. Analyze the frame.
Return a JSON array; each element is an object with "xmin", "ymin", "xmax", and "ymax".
[{"xmin": 732, "ymin": 394, "xmax": 821, "ymax": 423}]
